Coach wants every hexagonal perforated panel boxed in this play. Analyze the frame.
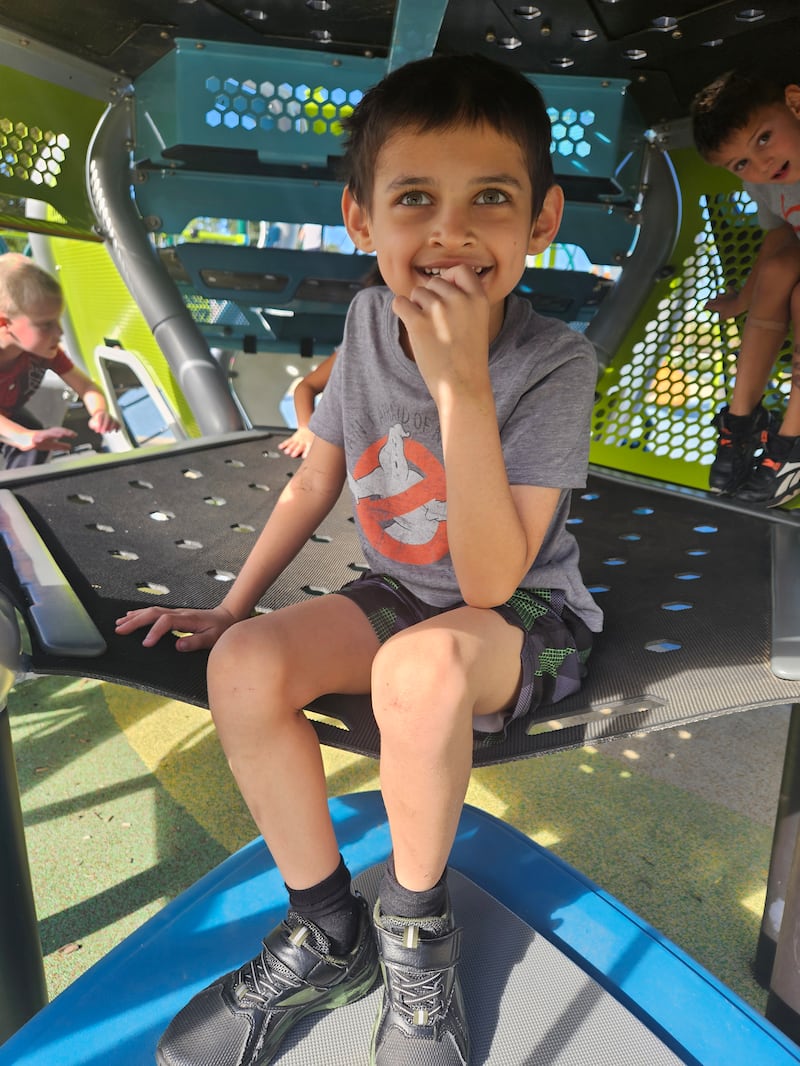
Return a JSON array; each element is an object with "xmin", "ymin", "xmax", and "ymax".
[
  {"xmin": 203, "ymin": 74, "xmax": 363, "ymax": 136},
  {"xmin": 0, "ymin": 119, "xmax": 70, "ymax": 189},
  {"xmin": 591, "ymin": 173, "xmax": 793, "ymax": 482}
]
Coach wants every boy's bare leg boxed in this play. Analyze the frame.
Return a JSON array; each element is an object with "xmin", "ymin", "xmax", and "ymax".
[
  {"xmin": 729, "ymin": 239, "xmax": 800, "ymax": 416},
  {"xmin": 369, "ymin": 606, "xmax": 522, "ymax": 1066},
  {"xmin": 782, "ymin": 286, "xmax": 800, "ymax": 436},
  {"xmin": 207, "ymin": 594, "xmax": 380, "ymax": 888},
  {"xmin": 373, "ymin": 606, "xmax": 523, "ymax": 890}
]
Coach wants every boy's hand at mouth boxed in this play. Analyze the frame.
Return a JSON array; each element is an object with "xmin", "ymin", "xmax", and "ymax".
[{"xmin": 392, "ymin": 264, "xmax": 493, "ymax": 408}]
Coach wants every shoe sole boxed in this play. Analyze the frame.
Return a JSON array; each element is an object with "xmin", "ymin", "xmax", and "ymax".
[{"xmin": 258, "ymin": 958, "xmax": 381, "ymax": 1066}]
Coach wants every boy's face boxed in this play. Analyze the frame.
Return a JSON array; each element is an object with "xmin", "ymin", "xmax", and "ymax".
[
  {"xmin": 706, "ymin": 86, "xmax": 800, "ymax": 184},
  {"xmin": 342, "ymin": 122, "xmax": 561, "ymax": 341},
  {"xmin": 0, "ymin": 295, "xmax": 63, "ymax": 359}
]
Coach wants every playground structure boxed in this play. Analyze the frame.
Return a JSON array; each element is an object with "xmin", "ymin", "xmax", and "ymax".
[{"xmin": 2, "ymin": 2, "xmax": 800, "ymax": 1063}]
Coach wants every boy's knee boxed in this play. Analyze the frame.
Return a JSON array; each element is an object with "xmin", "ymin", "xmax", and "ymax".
[
  {"xmin": 208, "ymin": 617, "xmax": 277, "ymax": 686},
  {"xmin": 372, "ymin": 628, "xmax": 465, "ymax": 727},
  {"xmin": 760, "ymin": 245, "xmax": 800, "ymax": 291}
]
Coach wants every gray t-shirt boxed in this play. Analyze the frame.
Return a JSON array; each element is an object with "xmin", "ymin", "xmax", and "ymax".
[
  {"xmin": 310, "ymin": 286, "xmax": 603, "ymax": 632},
  {"xmin": 743, "ymin": 178, "xmax": 800, "ymax": 235}
]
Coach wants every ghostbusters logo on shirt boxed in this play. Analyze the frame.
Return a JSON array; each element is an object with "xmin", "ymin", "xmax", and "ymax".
[{"xmin": 349, "ymin": 423, "xmax": 448, "ymax": 565}]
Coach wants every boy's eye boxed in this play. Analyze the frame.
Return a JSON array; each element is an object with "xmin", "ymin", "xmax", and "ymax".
[
  {"xmin": 475, "ymin": 188, "xmax": 509, "ymax": 204},
  {"xmin": 399, "ymin": 190, "xmax": 431, "ymax": 206}
]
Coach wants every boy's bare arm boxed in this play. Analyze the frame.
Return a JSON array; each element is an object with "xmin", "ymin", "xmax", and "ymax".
[
  {"xmin": 60, "ymin": 366, "xmax": 120, "ymax": 434},
  {"xmin": 115, "ymin": 438, "xmax": 347, "ymax": 650},
  {"xmin": 0, "ymin": 410, "xmax": 75, "ymax": 452},
  {"xmin": 393, "ymin": 265, "xmax": 559, "ymax": 607}
]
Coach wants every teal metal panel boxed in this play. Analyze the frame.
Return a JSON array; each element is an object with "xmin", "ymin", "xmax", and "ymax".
[
  {"xmin": 135, "ymin": 171, "xmax": 346, "ymax": 234},
  {"xmin": 559, "ymin": 201, "xmax": 637, "ymax": 263},
  {"xmin": 134, "ymin": 40, "xmax": 386, "ymax": 168},
  {"xmin": 387, "ymin": 0, "xmax": 448, "ymax": 72},
  {"xmin": 532, "ymin": 73, "xmax": 641, "ymax": 192}
]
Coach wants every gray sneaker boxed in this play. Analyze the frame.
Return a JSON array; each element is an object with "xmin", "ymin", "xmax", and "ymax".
[
  {"xmin": 156, "ymin": 895, "xmax": 379, "ymax": 1066},
  {"xmin": 371, "ymin": 898, "xmax": 469, "ymax": 1066}
]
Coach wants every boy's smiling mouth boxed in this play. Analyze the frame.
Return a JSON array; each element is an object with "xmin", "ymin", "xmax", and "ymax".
[
  {"xmin": 771, "ymin": 161, "xmax": 790, "ymax": 180},
  {"xmin": 420, "ymin": 265, "xmax": 490, "ymax": 276}
]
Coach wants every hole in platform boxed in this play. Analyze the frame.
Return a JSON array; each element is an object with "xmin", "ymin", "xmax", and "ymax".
[
  {"xmin": 182, "ymin": 468, "xmax": 204, "ymax": 479},
  {"xmin": 645, "ymin": 638, "xmax": 681, "ymax": 653},
  {"xmin": 68, "ymin": 493, "xmax": 94, "ymax": 504},
  {"xmin": 302, "ymin": 585, "xmax": 330, "ymax": 596},
  {"xmin": 662, "ymin": 601, "xmax": 693, "ymax": 612},
  {"xmin": 675, "ymin": 571, "xmax": 701, "ymax": 580},
  {"xmin": 137, "ymin": 581, "xmax": 169, "ymax": 596},
  {"xmin": 87, "ymin": 523, "xmax": 114, "ymax": 533},
  {"xmin": 249, "ymin": 482, "xmax": 270, "ymax": 492},
  {"xmin": 129, "ymin": 479, "xmax": 154, "ymax": 490},
  {"xmin": 208, "ymin": 569, "xmax": 235, "ymax": 582},
  {"xmin": 176, "ymin": 539, "xmax": 202, "ymax": 550},
  {"xmin": 349, "ymin": 561, "xmax": 369, "ymax": 572},
  {"xmin": 150, "ymin": 510, "xmax": 175, "ymax": 522},
  {"xmin": 204, "ymin": 496, "xmax": 227, "ymax": 506},
  {"xmin": 632, "ymin": 506, "xmax": 653, "ymax": 515},
  {"xmin": 305, "ymin": 708, "xmax": 349, "ymax": 732},
  {"xmin": 693, "ymin": 524, "xmax": 718, "ymax": 534},
  {"xmin": 603, "ymin": 557, "xmax": 626, "ymax": 566},
  {"xmin": 527, "ymin": 695, "xmax": 666, "ymax": 735},
  {"xmin": 225, "ymin": 458, "xmax": 245, "ymax": 467},
  {"xmin": 231, "ymin": 522, "xmax": 255, "ymax": 533},
  {"xmin": 311, "ymin": 533, "xmax": 331, "ymax": 543},
  {"xmin": 686, "ymin": 548, "xmax": 708, "ymax": 557},
  {"xmin": 619, "ymin": 533, "xmax": 640, "ymax": 542},
  {"xmin": 109, "ymin": 549, "xmax": 138, "ymax": 560},
  {"xmin": 588, "ymin": 584, "xmax": 610, "ymax": 594}
]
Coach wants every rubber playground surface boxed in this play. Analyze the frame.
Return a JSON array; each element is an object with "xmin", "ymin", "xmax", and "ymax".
[{"xmin": 9, "ymin": 672, "xmax": 788, "ymax": 1015}]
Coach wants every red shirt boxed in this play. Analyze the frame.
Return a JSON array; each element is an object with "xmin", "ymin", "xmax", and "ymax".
[{"xmin": 0, "ymin": 347, "xmax": 74, "ymax": 416}]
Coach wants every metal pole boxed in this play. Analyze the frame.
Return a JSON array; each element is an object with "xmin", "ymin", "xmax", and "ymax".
[
  {"xmin": 86, "ymin": 98, "xmax": 244, "ymax": 437},
  {"xmin": 755, "ymin": 703, "xmax": 800, "ymax": 987},
  {"xmin": 0, "ymin": 590, "xmax": 46, "ymax": 1042}
]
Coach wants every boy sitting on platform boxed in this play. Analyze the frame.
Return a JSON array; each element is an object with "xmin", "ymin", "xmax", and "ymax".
[
  {"xmin": 116, "ymin": 52, "xmax": 601, "ymax": 1066},
  {"xmin": 691, "ymin": 71, "xmax": 800, "ymax": 506}
]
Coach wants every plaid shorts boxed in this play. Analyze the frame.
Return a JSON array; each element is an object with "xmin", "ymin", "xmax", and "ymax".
[{"xmin": 336, "ymin": 572, "xmax": 593, "ymax": 733}]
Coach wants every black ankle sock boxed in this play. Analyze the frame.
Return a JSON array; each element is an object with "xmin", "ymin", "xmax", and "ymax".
[
  {"xmin": 286, "ymin": 856, "xmax": 360, "ymax": 954},
  {"xmin": 378, "ymin": 853, "xmax": 448, "ymax": 919}
]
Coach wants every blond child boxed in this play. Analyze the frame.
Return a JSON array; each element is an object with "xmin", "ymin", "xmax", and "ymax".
[{"xmin": 0, "ymin": 253, "xmax": 119, "ymax": 468}]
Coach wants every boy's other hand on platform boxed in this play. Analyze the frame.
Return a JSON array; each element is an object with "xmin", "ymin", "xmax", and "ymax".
[{"xmin": 114, "ymin": 604, "xmax": 237, "ymax": 652}]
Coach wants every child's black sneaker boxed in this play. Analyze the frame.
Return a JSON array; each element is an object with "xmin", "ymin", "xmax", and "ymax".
[
  {"xmin": 709, "ymin": 403, "xmax": 772, "ymax": 494},
  {"xmin": 156, "ymin": 894, "xmax": 379, "ymax": 1066},
  {"xmin": 738, "ymin": 431, "xmax": 800, "ymax": 507},
  {"xmin": 371, "ymin": 898, "xmax": 469, "ymax": 1066}
]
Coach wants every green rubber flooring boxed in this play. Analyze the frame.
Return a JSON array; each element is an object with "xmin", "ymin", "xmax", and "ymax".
[{"xmin": 8, "ymin": 673, "xmax": 787, "ymax": 1013}]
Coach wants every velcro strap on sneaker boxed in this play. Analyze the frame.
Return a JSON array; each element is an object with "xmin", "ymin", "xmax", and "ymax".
[
  {"xmin": 378, "ymin": 924, "xmax": 462, "ymax": 970},
  {"xmin": 265, "ymin": 924, "xmax": 346, "ymax": 985}
]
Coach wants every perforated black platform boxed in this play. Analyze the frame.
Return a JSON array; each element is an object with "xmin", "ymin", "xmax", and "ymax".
[{"xmin": 3, "ymin": 431, "xmax": 800, "ymax": 766}]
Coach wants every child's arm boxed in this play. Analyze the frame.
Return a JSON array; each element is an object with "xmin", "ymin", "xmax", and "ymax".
[
  {"xmin": 115, "ymin": 437, "xmax": 347, "ymax": 651},
  {"xmin": 393, "ymin": 266, "xmax": 560, "ymax": 608},
  {"xmin": 60, "ymin": 365, "xmax": 120, "ymax": 435},
  {"xmin": 0, "ymin": 411, "xmax": 75, "ymax": 453},
  {"xmin": 279, "ymin": 352, "xmax": 338, "ymax": 459},
  {"xmin": 707, "ymin": 222, "xmax": 795, "ymax": 317}
]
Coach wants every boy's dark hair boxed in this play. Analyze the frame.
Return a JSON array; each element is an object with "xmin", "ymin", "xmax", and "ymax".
[
  {"xmin": 342, "ymin": 53, "xmax": 555, "ymax": 220},
  {"xmin": 690, "ymin": 71, "xmax": 786, "ymax": 158}
]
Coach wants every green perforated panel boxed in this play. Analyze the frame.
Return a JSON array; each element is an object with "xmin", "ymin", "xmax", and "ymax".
[
  {"xmin": 46, "ymin": 233, "xmax": 201, "ymax": 437},
  {"xmin": 0, "ymin": 64, "xmax": 103, "ymax": 236},
  {"xmin": 590, "ymin": 146, "xmax": 792, "ymax": 492}
]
